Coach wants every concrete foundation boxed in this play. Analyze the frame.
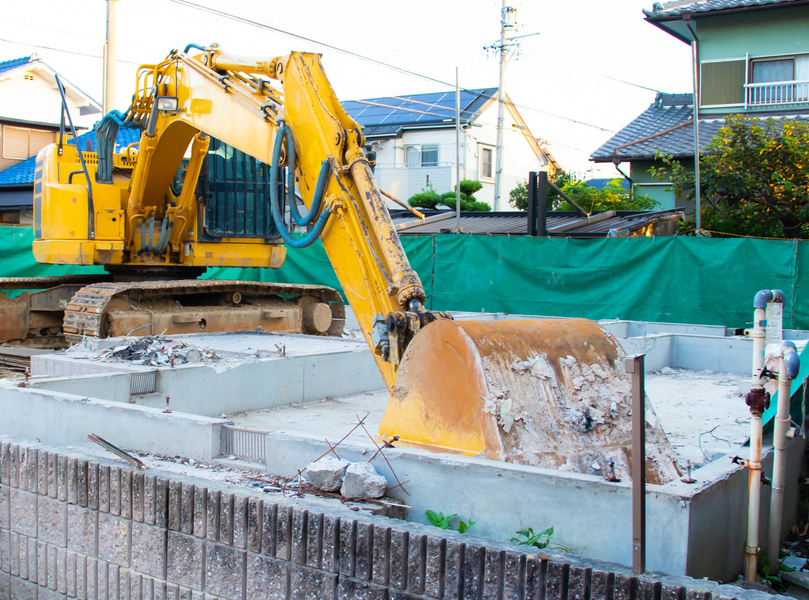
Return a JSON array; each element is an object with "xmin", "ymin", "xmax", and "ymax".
[{"xmin": 0, "ymin": 317, "xmax": 806, "ymax": 582}]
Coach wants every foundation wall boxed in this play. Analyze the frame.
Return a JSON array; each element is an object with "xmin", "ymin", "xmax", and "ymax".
[
  {"xmin": 0, "ymin": 386, "xmax": 227, "ymax": 462},
  {"xmin": 29, "ymin": 350, "xmax": 385, "ymax": 416},
  {"xmin": 0, "ymin": 438, "xmax": 772, "ymax": 600},
  {"xmin": 258, "ymin": 431, "xmax": 804, "ymax": 582}
]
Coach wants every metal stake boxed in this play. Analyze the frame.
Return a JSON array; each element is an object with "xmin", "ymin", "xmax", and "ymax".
[{"xmin": 626, "ymin": 353, "xmax": 646, "ymax": 574}]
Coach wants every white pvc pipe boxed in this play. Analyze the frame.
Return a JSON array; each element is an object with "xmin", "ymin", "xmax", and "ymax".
[
  {"xmin": 767, "ymin": 343, "xmax": 799, "ymax": 572},
  {"xmin": 745, "ymin": 304, "xmax": 768, "ymax": 581}
]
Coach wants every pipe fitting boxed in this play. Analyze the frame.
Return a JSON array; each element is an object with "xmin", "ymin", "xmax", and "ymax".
[
  {"xmin": 783, "ymin": 342, "xmax": 800, "ymax": 379},
  {"xmin": 745, "ymin": 387, "xmax": 771, "ymax": 414},
  {"xmin": 754, "ymin": 289, "xmax": 785, "ymax": 308}
]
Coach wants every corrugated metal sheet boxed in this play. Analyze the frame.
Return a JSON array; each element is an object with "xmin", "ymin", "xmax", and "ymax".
[{"xmin": 392, "ymin": 209, "xmax": 685, "ymax": 237}]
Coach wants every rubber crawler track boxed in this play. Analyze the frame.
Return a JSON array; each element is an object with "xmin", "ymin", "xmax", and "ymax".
[{"xmin": 61, "ymin": 279, "xmax": 345, "ymax": 342}]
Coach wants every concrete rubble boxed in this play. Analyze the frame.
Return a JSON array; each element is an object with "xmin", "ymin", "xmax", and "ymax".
[
  {"xmin": 303, "ymin": 456, "xmax": 350, "ymax": 492},
  {"xmin": 341, "ymin": 462, "xmax": 388, "ymax": 498},
  {"xmin": 67, "ymin": 335, "xmax": 218, "ymax": 367}
]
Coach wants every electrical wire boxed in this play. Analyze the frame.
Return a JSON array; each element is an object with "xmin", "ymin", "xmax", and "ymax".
[
  {"xmin": 523, "ymin": 47, "xmax": 665, "ymax": 94},
  {"xmin": 0, "ymin": 37, "xmax": 142, "ymax": 66},
  {"xmin": 166, "ymin": 0, "xmax": 616, "ymax": 133}
]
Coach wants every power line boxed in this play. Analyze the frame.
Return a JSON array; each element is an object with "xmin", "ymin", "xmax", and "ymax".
[
  {"xmin": 167, "ymin": 0, "xmax": 615, "ymax": 133},
  {"xmin": 524, "ymin": 47, "xmax": 664, "ymax": 94},
  {"xmin": 0, "ymin": 37, "xmax": 142, "ymax": 66},
  {"xmin": 1, "ymin": 17, "xmax": 168, "ymax": 56}
]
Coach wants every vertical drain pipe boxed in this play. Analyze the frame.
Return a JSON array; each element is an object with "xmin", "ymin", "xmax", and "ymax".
[
  {"xmin": 744, "ymin": 289, "xmax": 784, "ymax": 581},
  {"xmin": 767, "ymin": 341, "xmax": 800, "ymax": 572}
]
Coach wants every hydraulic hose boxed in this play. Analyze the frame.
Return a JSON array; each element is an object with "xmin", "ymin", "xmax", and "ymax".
[
  {"xmin": 269, "ymin": 122, "xmax": 332, "ymax": 249},
  {"xmin": 183, "ymin": 43, "xmax": 208, "ymax": 54},
  {"xmin": 279, "ymin": 124, "xmax": 328, "ymax": 227}
]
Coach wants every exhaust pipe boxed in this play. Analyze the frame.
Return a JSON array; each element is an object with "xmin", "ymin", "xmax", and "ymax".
[
  {"xmin": 743, "ymin": 289, "xmax": 784, "ymax": 581},
  {"xmin": 766, "ymin": 340, "xmax": 800, "ymax": 572}
]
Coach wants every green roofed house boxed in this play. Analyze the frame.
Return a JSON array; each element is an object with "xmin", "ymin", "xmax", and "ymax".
[{"xmin": 591, "ymin": 0, "xmax": 809, "ymax": 211}]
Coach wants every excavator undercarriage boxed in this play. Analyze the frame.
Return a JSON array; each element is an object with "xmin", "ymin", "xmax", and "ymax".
[{"xmin": 0, "ymin": 277, "xmax": 344, "ymax": 346}]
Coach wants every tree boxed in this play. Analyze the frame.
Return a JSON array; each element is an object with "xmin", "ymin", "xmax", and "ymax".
[
  {"xmin": 509, "ymin": 170, "xmax": 574, "ymax": 211},
  {"xmin": 508, "ymin": 170, "xmax": 658, "ymax": 212},
  {"xmin": 408, "ymin": 179, "xmax": 491, "ymax": 212},
  {"xmin": 653, "ymin": 115, "xmax": 809, "ymax": 239}
]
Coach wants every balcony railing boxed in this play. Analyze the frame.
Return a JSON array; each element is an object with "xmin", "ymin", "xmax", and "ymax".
[{"xmin": 745, "ymin": 80, "xmax": 809, "ymax": 108}]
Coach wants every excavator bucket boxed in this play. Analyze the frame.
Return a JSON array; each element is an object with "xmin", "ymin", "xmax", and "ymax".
[{"xmin": 379, "ymin": 318, "xmax": 680, "ymax": 485}]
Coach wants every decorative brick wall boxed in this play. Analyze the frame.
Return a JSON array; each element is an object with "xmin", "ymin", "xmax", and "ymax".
[{"xmin": 0, "ymin": 439, "xmax": 770, "ymax": 600}]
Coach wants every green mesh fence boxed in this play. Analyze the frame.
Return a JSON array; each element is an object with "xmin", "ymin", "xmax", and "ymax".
[{"xmin": 1, "ymin": 225, "xmax": 806, "ymax": 330}]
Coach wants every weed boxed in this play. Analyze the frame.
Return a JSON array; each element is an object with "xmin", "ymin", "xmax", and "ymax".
[
  {"xmin": 425, "ymin": 510, "xmax": 477, "ymax": 534},
  {"xmin": 511, "ymin": 527, "xmax": 554, "ymax": 549}
]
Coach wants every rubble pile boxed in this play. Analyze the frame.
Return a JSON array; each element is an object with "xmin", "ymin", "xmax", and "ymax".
[
  {"xmin": 97, "ymin": 336, "xmax": 219, "ymax": 367},
  {"xmin": 303, "ymin": 457, "xmax": 388, "ymax": 498}
]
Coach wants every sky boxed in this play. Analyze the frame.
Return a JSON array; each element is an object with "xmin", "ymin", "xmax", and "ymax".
[{"xmin": 0, "ymin": 0, "xmax": 694, "ymax": 178}]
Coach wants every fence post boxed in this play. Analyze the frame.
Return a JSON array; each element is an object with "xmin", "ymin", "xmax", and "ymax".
[
  {"xmin": 537, "ymin": 171, "xmax": 548, "ymax": 237},
  {"xmin": 625, "ymin": 353, "xmax": 646, "ymax": 574},
  {"xmin": 527, "ymin": 171, "xmax": 538, "ymax": 236}
]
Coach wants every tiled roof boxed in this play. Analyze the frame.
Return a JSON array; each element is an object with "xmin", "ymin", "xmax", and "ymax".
[
  {"xmin": 0, "ymin": 127, "xmax": 141, "ymax": 187},
  {"xmin": 390, "ymin": 208, "xmax": 685, "ymax": 237},
  {"xmin": 644, "ymin": 0, "xmax": 803, "ymax": 18},
  {"xmin": 343, "ymin": 88, "xmax": 498, "ymax": 137},
  {"xmin": 0, "ymin": 55, "xmax": 37, "ymax": 77},
  {"xmin": 591, "ymin": 92, "xmax": 809, "ymax": 161}
]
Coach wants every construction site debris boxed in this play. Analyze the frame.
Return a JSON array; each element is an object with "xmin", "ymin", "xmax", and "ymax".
[
  {"xmin": 480, "ymin": 349, "xmax": 681, "ymax": 484},
  {"xmin": 91, "ymin": 336, "xmax": 218, "ymax": 366},
  {"xmin": 0, "ymin": 347, "xmax": 54, "ymax": 371},
  {"xmin": 341, "ymin": 462, "xmax": 387, "ymax": 498},
  {"xmin": 303, "ymin": 457, "xmax": 350, "ymax": 492},
  {"xmin": 88, "ymin": 433, "xmax": 147, "ymax": 469}
]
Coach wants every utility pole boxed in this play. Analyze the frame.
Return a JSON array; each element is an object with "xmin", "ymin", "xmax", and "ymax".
[
  {"xmin": 493, "ymin": 1, "xmax": 516, "ymax": 211},
  {"xmin": 455, "ymin": 67, "xmax": 462, "ymax": 231},
  {"xmin": 487, "ymin": 5, "xmax": 537, "ymax": 211},
  {"xmin": 103, "ymin": 0, "xmax": 118, "ymax": 115}
]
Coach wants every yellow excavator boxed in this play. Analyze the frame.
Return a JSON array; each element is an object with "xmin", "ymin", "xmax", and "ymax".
[{"xmin": 0, "ymin": 45, "xmax": 679, "ymax": 480}]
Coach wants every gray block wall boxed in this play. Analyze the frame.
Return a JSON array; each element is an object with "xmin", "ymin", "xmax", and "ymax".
[{"xmin": 0, "ymin": 438, "xmax": 773, "ymax": 600}]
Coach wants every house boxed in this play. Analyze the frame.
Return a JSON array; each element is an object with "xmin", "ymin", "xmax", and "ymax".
[
  {"xmin": 590, "ymin": 0, "xmax": 809, "ymax": 210},
  {"xmin": 342, "ymin": 89, "xmax": 560, "ymax": 210},
  {"xmin": 0, "ymin": 54, "xmax": 102, "ymax": 223}
]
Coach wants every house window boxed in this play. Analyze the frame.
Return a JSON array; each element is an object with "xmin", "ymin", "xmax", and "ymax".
[
  {"xmin": 405, "ymin": 145, "xmax": 440, "ymax": 167},
  {"xmin": 406, "ymin": 147, "xmax": 420, "ymax": 167},
  {"xmin": 749, "ymin": 55, "xmax": 809, "ymax": 104},
  {"xmin": 752, "ymin": 59, "xmax": 794, "ymax": 83},
  {"xmin": 2, "ymin": 126, "xmax": 55, "ymax": 160},
  {"xmin": 701, "ymin": 60, "xmax": 746, "ymax": 106},
  {"xmin": 421, "ymin": 145, "xmax": 438, "ymax": 167},
  {"xmin": 480, "ymin": 146, "xmax": 493, "ymax": 179}
]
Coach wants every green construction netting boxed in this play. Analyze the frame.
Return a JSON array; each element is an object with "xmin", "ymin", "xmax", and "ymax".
[{"xmin": 1, "ymin": 225, "xmax": 807, "ymax": 330}]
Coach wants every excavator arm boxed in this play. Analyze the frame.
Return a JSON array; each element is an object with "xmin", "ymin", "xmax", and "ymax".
[{"xmin": 116, "ymin": 45, "xmax": 449, "ymax": 388}]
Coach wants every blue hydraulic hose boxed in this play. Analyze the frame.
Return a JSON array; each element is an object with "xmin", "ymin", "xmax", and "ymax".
[
  {"xmin": 269, "ymin": 123, "xmax": 332, "ymax": 248},
  {"xmin": 281, "ymin": 124, "xmax": 328, "ymax": 227},
  {"xmin": 183, "ymin": 43, "xmax": 208, "ymax": 54}
]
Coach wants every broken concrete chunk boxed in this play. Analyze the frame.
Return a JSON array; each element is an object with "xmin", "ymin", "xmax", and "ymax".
[
  {"xmin": 340, "ymin": 462, "xmax": 387, "ymax": 498},
  {"xmin": 303, "ymin": 457, "xmax": 350, "ymax": 492}
]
